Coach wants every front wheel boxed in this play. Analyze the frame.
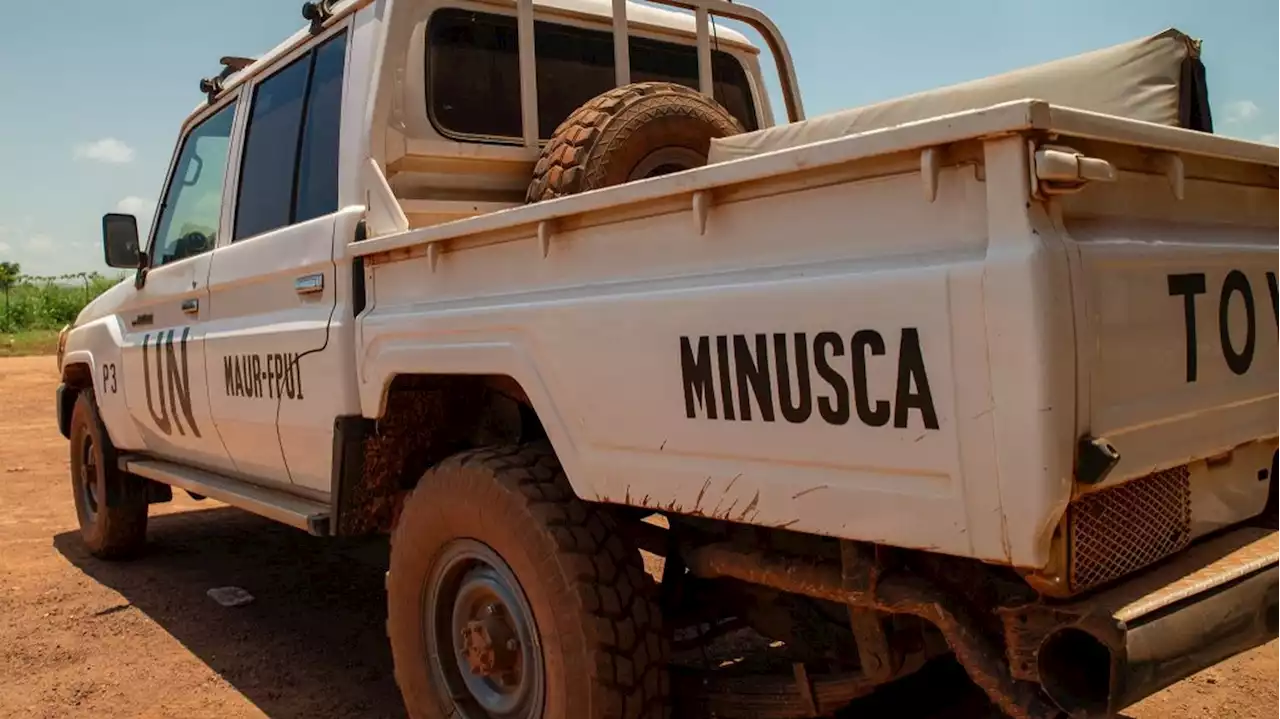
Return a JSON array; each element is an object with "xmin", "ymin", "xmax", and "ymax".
[
  {"xmin": 68, "ymin": 390, "xmax": 148, "ymax": 559},
  {"xmin": 387, "ymin": 444, "xmax": 670, "ymax": 719}
]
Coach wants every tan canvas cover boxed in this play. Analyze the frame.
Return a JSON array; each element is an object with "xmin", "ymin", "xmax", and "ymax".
[{"xmin": 709, "ymin": 28, "xmax": 1202, "ymax": 163}]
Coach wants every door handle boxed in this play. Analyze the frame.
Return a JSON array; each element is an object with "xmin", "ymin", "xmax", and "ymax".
[
  {"xmin": 295, "ymin": 273, "xmax": 324, "ymax": 295},
  {"xmin": 181, "ymin": 298, "xmax": 200, "ymax": 314},
  {"xmin": 131, "ymin": 313, "xmax": 153, "ymax": 327}
]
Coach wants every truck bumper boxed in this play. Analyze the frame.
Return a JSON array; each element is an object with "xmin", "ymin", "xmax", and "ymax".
[
  {"xmin": 1002, "ymin": 525, "xmax": 1278, "ymax": 717},
  {"xmin": 56, "ymin": 383, "xmax": 72, "ymax": 439}
]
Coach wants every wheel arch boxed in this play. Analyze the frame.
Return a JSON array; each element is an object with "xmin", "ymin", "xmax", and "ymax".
[
  {"xmin": 57, "ymin": 353, "xmax": 96, "ymax": 439},
  {"xmin": 337, "ymin": 351, "xmax": 594, "ymax": 536},
  {"xmin": 60, "ymin": 317, "xmax": 144, "ymax": 450},
  {"xmin": 359, "ymin": 342, "xmax": 594, "ymax": 502},
  {"xmin": 61, "ymin": 350, "xmax": 96, "ymax": 387}
]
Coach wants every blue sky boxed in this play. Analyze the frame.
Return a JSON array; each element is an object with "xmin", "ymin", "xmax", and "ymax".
[{"xmin": 0, "ymin": 0, "xmax": 1275, "ymax": 277}]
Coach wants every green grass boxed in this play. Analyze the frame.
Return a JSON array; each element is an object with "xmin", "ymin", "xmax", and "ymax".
[
  {"xmin": 2, "ymin": 277, "xmax": 118, "ymax": 333},
  {"xmin": 0, "ymin": 329, "xmax": 62, "ymax": 357},
  {"xmin": 0, "ymin": 274, "xmax": 124, "ymax": 358}
]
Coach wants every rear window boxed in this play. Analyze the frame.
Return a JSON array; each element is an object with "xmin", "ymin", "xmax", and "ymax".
[{"xmin": 426, "ymin": 8, "xmax": 759, "ymax": 141}]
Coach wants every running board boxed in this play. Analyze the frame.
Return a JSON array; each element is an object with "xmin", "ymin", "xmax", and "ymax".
[{"xmin": 121, "ymin": 457, "xmax": 331, "ymax": 536}]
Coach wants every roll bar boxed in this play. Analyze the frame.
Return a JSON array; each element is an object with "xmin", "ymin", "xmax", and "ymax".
[{"xmin": 504, "ymin": 0, "xmax": 806, "ymax": 147}]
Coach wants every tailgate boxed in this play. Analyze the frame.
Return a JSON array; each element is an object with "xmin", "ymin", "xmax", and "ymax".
[{"xmin": 1063, "ymin": 158, "xmax": 1277, "ymax": 536}]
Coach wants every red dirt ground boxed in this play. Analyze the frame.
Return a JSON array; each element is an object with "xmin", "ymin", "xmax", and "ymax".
[{"xmin": 1, "ymin": 355, "xmax": 1274, "ymax": 718}]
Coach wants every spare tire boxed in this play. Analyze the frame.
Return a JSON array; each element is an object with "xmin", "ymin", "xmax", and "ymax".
[{"xmin": 526, "ymin": 81, "xmax": 743, "ymax": 203}]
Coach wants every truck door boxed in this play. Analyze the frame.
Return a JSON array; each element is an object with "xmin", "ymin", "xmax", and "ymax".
[
  {"xmin": 118, "ymin": 99, "xmax": 239, "ymax": 473},
  {"xmin": 204, "ymin": 26, "xmax": 359, "ymax": 492}
]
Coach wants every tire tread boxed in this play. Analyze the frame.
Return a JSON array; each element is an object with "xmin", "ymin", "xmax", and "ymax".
[
  {"xmin": 388, "ymin": 443, "xmax": 669, "ymax": 718},
  {"xmin": 526, "ymin": 82, "xmax": 740, "ymax": 203},
  {"xmin": 69, "ymin": 390, "xmax": 148, "ymax": 560}
]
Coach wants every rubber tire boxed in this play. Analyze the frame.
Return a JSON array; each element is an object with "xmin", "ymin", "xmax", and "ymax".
[
  {"xmin": 387, "ymin": 443, "xmax": 670, "ymax": 719},
  {"xmin": 68, "ymin": 390, "xmax": 148, "ymax": 559},
  {"xmin": 526, "ymin": 81, "xmax": 743, "ymax": 203}
]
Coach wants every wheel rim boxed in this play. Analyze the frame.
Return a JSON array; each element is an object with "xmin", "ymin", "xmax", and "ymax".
[
  {"xmin": 79, "ymin": 434, "xmax": 100, "ymax": 519},
  {"xmin": 628, "ymin": 146, "xmax": 707, "ymax": 181},
  {"xmin": 425, "ymin": 539, "xmax": 545, "ymax": 718}
]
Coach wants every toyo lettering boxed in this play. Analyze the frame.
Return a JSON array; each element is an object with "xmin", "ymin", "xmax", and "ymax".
[{"xmin": 1168, "ymin": 270, "xmax": 1278, "ymax": 382}]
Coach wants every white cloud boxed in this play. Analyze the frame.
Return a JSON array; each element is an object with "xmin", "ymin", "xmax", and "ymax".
[
  {"xmin": 74, "ymin": 138, "xmax": 135, "ymax": 164},
  {"xmin": 0, "ymin": 217, "xmax": 108, "ymax": 277},
  {"xmin": 115, "ymin": 196, "xmax": 156, "ymax": 218},
  {"xmin": 24, "ymin": 236, "xmax": 57, "ymax": 255},
  {"xmin": 1223, "ymin": 100, "xmax": 1260, "ymax": 125},
  {"xmin": 0, "ymin": 233, "xmax": 108, "ymax": 278}
]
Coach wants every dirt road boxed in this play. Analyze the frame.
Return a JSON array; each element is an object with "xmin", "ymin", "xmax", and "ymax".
[{"xmin": 0, "ymin": 355, "xmax": 1275, "ymax": 718}]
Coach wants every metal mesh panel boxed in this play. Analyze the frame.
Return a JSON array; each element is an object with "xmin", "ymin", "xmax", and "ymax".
[{"xmin": 1068, "ymin": 466, "xmax": 1192, "ymax": 592}]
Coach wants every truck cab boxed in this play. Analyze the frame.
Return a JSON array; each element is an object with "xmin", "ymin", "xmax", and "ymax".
[{"xmin": 59, "ymin": 0, "xmax": 772, "ymax": 499}]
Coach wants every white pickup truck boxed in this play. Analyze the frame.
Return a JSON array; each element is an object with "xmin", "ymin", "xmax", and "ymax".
[{"xmin": 55, "ymin": 1, "xmax": 1277, "ymax": 717}]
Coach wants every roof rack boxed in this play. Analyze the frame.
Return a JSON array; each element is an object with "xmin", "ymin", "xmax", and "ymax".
[
  {"xmin": 503, "ymin": 0, "xmax": 805, "ymax": 148},
  {"xmin": 195, "ymin": 0, "xmax": 333, "ymax": 102},
  {"xmin": 302, "ymin": 1, "xmax": 338, "ymax": 34},
  {"xmin": 198, "ymin": 56, "xmax": 256, "ymax": 103},
  {"xmin": 190, "ymin": 0, "xmax": 806, "ymax": 128}
]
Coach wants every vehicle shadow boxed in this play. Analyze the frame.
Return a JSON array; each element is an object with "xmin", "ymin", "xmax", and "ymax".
[
  {"xmin": 54, "ymin": 505, "xmax": 1132, "ymax": 719},
  {"xmin": 53, "ymin": 505, "xmax": 407, "ymax": 719}
]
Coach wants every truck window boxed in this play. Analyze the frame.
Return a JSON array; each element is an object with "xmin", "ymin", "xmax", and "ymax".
[
  {"xmin": 150, "ymin": 103, "xmax": 236, "ymax": 266},
  {"xmin": 234, "ymin": 31, "xmax": 348, "ymax": 242},
  {"xmin": 296, "ymin": 32, "xmax": 347, "ymax": 224},
  {"xmin": 426, "ymin": 8, "xmax": 759, "ymax": 142}
]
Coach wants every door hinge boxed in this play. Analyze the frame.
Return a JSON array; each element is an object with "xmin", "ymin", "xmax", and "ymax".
[{"xmin": 1031, "ymin": 143, "xmax": 1116, "ymax": 197}]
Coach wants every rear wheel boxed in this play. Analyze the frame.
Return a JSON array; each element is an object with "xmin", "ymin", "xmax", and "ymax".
[
  {"xmin": 387, "ymin": 443, "xmax": 670, "ymax": 718},
  {"xmin": 526, "ymin": 82, "xmax": 742, "ymax": 203},
  {"xmin": 68, "ymin": 390, "xmax": 148, "ymax": 559}
]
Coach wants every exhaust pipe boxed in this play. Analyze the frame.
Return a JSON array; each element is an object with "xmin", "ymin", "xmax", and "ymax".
[
  {"xmin": 682, "ymin": 527, "xmax": 1278, "ymax": 719},
  {"xmin": 1027, "ymin": 529, "xmax": 1279, "ymax": 717},
  {"xmin": 681, "ymin": 542, "xmax": 1061, "ymax": 719},
  {"xmin": 1036, "ymin": 628, "xmax": 1114, "ymax": 716}
]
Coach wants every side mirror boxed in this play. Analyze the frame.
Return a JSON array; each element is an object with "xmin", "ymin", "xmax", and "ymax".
[{"xmin": 102, "ymin": 213, "xmax": 143, "ymax": 269}]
